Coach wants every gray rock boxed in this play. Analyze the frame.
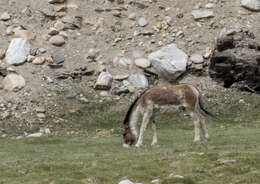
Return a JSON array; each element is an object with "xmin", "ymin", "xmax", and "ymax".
[
  {"xmin": 49, "ymin": 35, "xmax": 65, "ymax": 46},
  {"xmin": 5, "ymin": 38, "xmax": 31, "ymax": 65},
  {"xmin": 94, "ymin": 72, "xmax": 113, "ymax": 90},
  {"xmin": 35, "ymin": 107, "xmax": 46, "ymax": 113},
  {"xmin": 134, "ymin": 58, "xmax": 151, "ymax": 68},
  {"xmin": 52, "ymin": 53, "xmax": 65, "ymax": 64},
  {"xmin": 48, "ymin": 0, "xmax": 65, "ymax": 3},
  {"xmin": 3, "ymin": 73, "xmax": 26, "ymax": 92},
  {"xmin": 79, "ymin": 97, "xmax": 89, "ymax": 104},
  {"xmin": 66, "ymin": 92, "xmax": 77, "ymax": 99},
  {"xmin": 138, "ymin": 17, "xmax": 148, "ymax": 27},
  {"xmin": 41, "ymin": 8, "xmax": 56, "ymax": 17},
  {"xmin": 129, "ymin": 74, "xmax": 148, "ymax": 88},
  {"xmin": 241, "ymin": 0, "xmax": 260, "ymax": 11},
  {"xmin": 190, "ymin": 54, "xmax": 204, "ymax": 64},
  {"xmin": 191, "ymin": 10, "xmax": 214, "ymax": 20},
  {"xmin": 148, "ymin": 44, "xmax": 188, "ymax": 81},
  {"xmin": 0, "ymin": 12, "xmax": 11, "ymax": 21}
]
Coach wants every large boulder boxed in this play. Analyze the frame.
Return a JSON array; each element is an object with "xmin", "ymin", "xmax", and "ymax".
[
  {"xmin": 209, "ymin": 29, "xmax": 260, "ymax": 92},
  {"xmin": 148, "ymin": 44, "xmax": 188, "ymax": 81},
  {"xmin": 5, "ymin": 38, "xmax": 31, "ymax": 65}
]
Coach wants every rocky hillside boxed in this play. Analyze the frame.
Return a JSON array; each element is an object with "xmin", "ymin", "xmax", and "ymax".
[{"xmin": 0, "ymin": 0, "xmax": 260, "ymax": 136}]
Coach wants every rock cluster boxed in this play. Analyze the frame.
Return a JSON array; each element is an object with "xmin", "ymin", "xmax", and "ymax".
[{"xmin": 209, "ymin": 29, "xmax": 260, "ymax": 92}]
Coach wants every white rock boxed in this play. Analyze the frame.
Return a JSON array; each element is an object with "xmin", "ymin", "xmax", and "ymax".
[
  {"xmin": 94, "ymin": 72, "xmax": 113, "ymax": 90},
  {"xmin": 49, "ymin": 35, "xmax": 65, "ymax": 46},
  {"xmin": 3, "ymin": 73, "xmax": 26, "ymax": 92},
  {"xmin": 138, "ymin": 17, "xmax": 148, "ymax": 27},
  {"xmin": 191, "ymin": 10, "xmax": 214, "ymax": 20},
  {"xmin": 134, "ymin": 58, "xmax": 151, "ymax": 68},
  {"xmin": 0, "ymin": 12, "xmax": 11, "ymax": 21},
  {"xmin": 129, "ymin": 74, "xmax": 148, "ymax": 88},
  {"xmin": 148, "ymin": 44, "xmax": 188, "ymax": 81},
  {"xmin": 190, "ymin": 54, "xmax": 204, "ymax": 64},
  {"xmin": 5, "ymin": 38, "xmax": 31, "ymax": 65},
  {"xmin": 241, "ymin": 0, "xmax": 260, "ymax": 11},
  {"xmin": 119, "ymin": 179, "xmax": 135, "ymax": 184},
  {"xmin": 27, "ymin": 133, "xmax": 43, "ymax": 137}
]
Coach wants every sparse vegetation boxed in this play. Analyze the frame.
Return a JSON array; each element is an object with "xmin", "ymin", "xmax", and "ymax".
[{"xmin": 0, "ymin": 92, "xmax": 260, "ymax": 184}]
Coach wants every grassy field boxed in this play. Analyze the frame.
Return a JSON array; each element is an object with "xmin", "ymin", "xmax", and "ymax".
[{"xmin": 0, "ymin": 93, "xmax": 260, "ymax": 184}]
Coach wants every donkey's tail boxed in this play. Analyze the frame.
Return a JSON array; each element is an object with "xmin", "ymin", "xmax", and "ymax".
[{"xmin": 198, "ymin": 95, "xmax": 216, "ymax": 118}]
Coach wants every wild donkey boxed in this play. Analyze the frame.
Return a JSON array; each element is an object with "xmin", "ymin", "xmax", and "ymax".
[{"xmin": 123, "ymin": 84, "xmax": 213, "ymax": 148}]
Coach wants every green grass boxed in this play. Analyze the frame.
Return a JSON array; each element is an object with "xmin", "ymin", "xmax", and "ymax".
[{"xmin": 0, "ymin": 94, "xmax": 260, "ymax": 184}]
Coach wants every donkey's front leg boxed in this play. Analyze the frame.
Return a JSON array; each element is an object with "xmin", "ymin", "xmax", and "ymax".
[
  {"xmin": 151, "ymin": 121, "xmax": 158, "ymax": 146},
  {"xmin": 135, "ymin": 110, "xmax": 153, "ymax": 147}
]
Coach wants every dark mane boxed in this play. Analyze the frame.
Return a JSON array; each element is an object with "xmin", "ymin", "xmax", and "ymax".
[{"xmin": 123, "ymin": 89, "xmax": 148, "ymax": 125}]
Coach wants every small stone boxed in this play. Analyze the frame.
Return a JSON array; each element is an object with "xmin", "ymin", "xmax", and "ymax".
[
  {"xmin": 241, "ymin": 0, "xmax": 260, "ymax": 11},
  {"xmin": 0, "ymin": 12, "xmax": 11, "ymax": 21},
  {"xmin": 129, "ymin": 74, "xmax": 149, "ymax": 88},
  {"xmin": 13, "ymin": 29, "xmax": 36, "ymax": 40},
  {"xmin": 0, "ymin": 49, "xmax": 6, "ymax": 59},
  {"xmin": 128, "ymin": 13, "xmax": 136, "ymax": 20},
  {"xmin": 79, "ymin": 97, "xmax": 89, "ymax": 104},
  {"xmin": 27, "ymin": 132, "xmax": 43, "ymax": 137},
  {"xmin": 27, "ymin": 55, "xmax": 35, "ymax": 62},
  {"xmin": 112, "ymin": 10, "xmax": 121, "ymax": 17},
  {"xmin": 205, "ymin": 3, "xmax": 215, "ymax": 9},
  {"xmin": 134, "ymin": 58, "xmax": 151, "ymax": 68},
  {"xmin": 48, "ymin": 0, "xmax": 65, "ymax": 4},
  {"xmin": 190, "ymin": 54, "xmax": 204, "ymax": 64},
  {"xmin": 3, "ymin": 73, "xmax": 26, "ymax": 92},
  {"xmin": 94, "ymin": 72, "xmax": 113, "ymax": 90},
  {"xmin": 35, "ymin": 107, "xmax": 46, "ymax": 113},
  {"xmin": 32, "ymin": 56, "xmax": 45, "ymax": 65},
  {"xmin": 54, "ymin": 21, "xmax": 65, "ymax": 31},
  {"xmin": 49, "ymin": 35, "xmax": 65, "ymax": 46},
  {"xmin": 113, "ymin": 74, "xmax": 129, "ymax": 81},
  {"xmin": 191, "ymin": 10, "xmax": 214, "ymax": 20},
  {"xmin": 138, "ymin": 17, "xmax": 148, "ymax": 27},
  {"xmin": 38, "ymin": 48, "xmax": 47, "ymax": 54},
  {"xmin": 66, "ymin": 92, "xmax": 77, "ymax": 99},
  {"xmin": 119, "ymin": 179, "xmax": 135, "ymax": 184},
  {"xmin": 54, "ymin": 4, "xmax": 67, "ymax": 12},
  {"xmin": 151, "ymin": 179, "xmax": 160, "ymax": 183},
  {"xmin": 48, "ymin": 27, "xmax": 59, "ymax": 35},
  {"xmin": 42, "ymin": 34, "xmax": 51, "ymax": 41},
  {"xmin": 41, "ymin": 8, "xmax": 56, "ymax": 18},
  {"xmin": 59, "ymin": 31, "xmax": 68, "ymax": 38},
  {"xmin": 52, "ymin": 54, "xmax": 65, "ymax": 64}
]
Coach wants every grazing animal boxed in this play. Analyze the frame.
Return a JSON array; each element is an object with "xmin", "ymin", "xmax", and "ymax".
[{"xmin": 123, "ymin": 84, "xmax": 213, "ymax": 148}]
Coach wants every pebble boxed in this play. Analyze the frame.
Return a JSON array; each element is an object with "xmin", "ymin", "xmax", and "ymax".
[
  {"xmin": 0, "ymin": 12, "xmax": 11, "ymax": 21},
  {"xmin": 241, "ymin": 0, "xmax": 260, "ymax": 11},
  {"xmin": 191, "ymin": 10, "xmax": 214, "ymax": 20},
  {"xmin": 134, "ymin": 58, "xmax": 151, "ymax": 68},
  {"xmin": 48, "ymin": 0, "xmax": 65, "ymax": 4},
  {"xmin": 52, "ymin": 53, "xmax": 65, "ymax": 64},
  {"xmin": 49, "ymin": 35, "xmax": 65, "ymax": 46},
  {"xmin": 13, "ymin": 29, "xmax": 36, "ymax": 40},
  {"xmin": 32, "ymin": 56, "xmax": 46, "ymax": 65},
  {"xmin": 79, "ymin": 97, "xmax": 89, "ymax": 104},
  {"xmin": 3, "ymin": 73, "xmax": 26, "ymax": 92},
  {"xmin": 48, "ymin": 27, "xmax": 59, "ymax": 35},
  {"xmin": 190, "ymin": 54, "xmax": 204, "ymax": 64},
  {"xmin": 138, "ymin": 17, "xmax": 148, "ymax": 27},
  {"xmin": 35, "ymin": 107, "xmax": 46, "ymax": 113},
  {"xmin": 66, "ymin": 92, "xmax": 77, "ymax": 99},
  {"xmin": 128, "ymin": 13, "xmax": 136, "ymax": 20},
  {"xmin": 0, "ymin": 49, "xmax": 6, "ymax": 59}
]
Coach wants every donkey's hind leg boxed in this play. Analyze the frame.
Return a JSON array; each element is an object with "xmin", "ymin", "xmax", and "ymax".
[
  {"xmin": 191, "ymin": 111, "xmax": 201, "ymax": 142},
  {"xmin": 135, "ymin": 106, "xmax": 153, "ymax": 147},
  {"xmin": 199, "ymin": 114, "xmax": 209, "ymax": 140}
]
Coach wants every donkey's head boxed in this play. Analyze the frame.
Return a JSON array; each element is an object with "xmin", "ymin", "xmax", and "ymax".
[{"xmin": 123, "ymin": 125, "xmax": 136, "ymax": 148}]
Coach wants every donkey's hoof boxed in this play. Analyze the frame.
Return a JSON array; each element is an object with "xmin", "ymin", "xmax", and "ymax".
[{"xmin": 123, "ymin": 143, "xmax": 130, "ymax": 148}]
